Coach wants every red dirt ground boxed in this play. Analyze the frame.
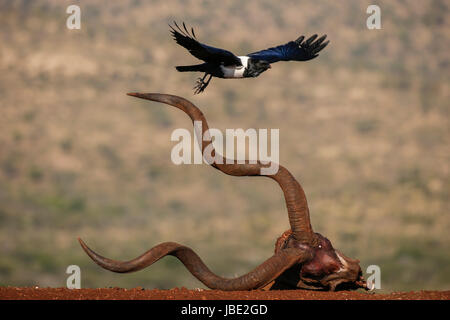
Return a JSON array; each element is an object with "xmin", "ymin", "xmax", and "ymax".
[{"xmin": 0, "ymin": 287, "xmax": 449, "ymax": 300}]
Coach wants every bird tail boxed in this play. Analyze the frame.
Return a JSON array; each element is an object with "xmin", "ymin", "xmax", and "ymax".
[{"xmin": 175, "ymin": 64, "xmax": 205, "ymax": 72}]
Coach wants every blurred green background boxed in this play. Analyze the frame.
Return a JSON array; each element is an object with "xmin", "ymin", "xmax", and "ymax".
[{"xmin": 0, "ymin": 0, "xmax": 448, "ymax": 292}]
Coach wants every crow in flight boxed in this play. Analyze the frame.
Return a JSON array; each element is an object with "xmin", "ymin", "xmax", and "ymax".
[{"xmin": 170, "ymin": 22, "xmax": 329, "ymax": 94}]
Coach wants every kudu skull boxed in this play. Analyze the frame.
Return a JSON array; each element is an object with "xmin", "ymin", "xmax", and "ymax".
[{"xmin": 79, "ymin": 93, "xmax": 369, "ymax": 291}]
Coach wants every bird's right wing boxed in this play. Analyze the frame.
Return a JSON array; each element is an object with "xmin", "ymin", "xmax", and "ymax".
[
  {"xmin": 248, "ymin": 34, "xmax": 329, "ymax": 64},
  {"xmin": 170, "ymin": 22, "xmax": 242, "ymax": 67}
]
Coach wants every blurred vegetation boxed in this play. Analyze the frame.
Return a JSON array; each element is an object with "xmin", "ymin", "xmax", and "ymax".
[{"xmin": 0, "ymin": 0, "xmax": 449, "ymax": 292}]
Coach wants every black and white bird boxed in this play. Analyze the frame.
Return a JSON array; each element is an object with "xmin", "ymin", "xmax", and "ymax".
[{"xmin": 170, "ymin": 22, "xmax": 329, "ymax": 94}]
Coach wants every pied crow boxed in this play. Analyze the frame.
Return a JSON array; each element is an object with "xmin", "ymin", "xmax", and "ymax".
[{"xmin": 170, "ymin": 22, "xmax": 329, "ymax": 94}]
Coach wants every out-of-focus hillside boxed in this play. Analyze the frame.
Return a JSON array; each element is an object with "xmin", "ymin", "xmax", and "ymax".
[{"xmin": 0, "ymin": 0, "xmax": 448, "ymax": 292}]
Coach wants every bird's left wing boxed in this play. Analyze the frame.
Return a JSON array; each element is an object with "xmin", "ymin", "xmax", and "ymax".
[
  {"xmin": 170, "ymin": 22, "xmax": 242, "ymax": 67},
  {"xmin": 248, "ymin": 34, "xmax": 329, "ymax": 64}
]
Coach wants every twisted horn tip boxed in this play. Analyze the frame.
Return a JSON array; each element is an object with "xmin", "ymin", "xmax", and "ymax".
[
  {"xmin": 77, "ymin": 237, "xmax": 89, "ymax": 253},
  {"xmin": 78, "ymin": 237, "xmax": 99, "ymax": 261},
  {"xmin": 127, "ymin": 92, "xmax": 169, "ymax": 101},
  {"xmin": 127, "ymin": 92, "xmax": 143, "ymax": 98}
]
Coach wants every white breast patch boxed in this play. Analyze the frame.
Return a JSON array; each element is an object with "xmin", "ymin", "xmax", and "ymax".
[{"xmin": 220, "ymin": 56, "xmax": 249, "ymax": 78}]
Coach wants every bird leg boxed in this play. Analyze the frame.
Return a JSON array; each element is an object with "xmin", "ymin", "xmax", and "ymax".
[{"xmin": 194, "ymin": 74, "xmax": 212, "ymax": 94}]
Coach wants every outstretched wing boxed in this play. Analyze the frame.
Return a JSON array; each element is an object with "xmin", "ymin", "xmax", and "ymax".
[
  {"xmin": 170, "ymin": 22, "xmax": 242, "ymax": 67},
  {"xmin": 248, "ymin": 34, "xmax": 329, "ymax": 64}
]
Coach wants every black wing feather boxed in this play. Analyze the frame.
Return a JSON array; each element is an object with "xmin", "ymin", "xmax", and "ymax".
[
  {"xmin": 248, "ymin": 34, "xmax": 329, "ymax": 64},
  {"xmin": 170, "ymin": 22, "xmax": 242, "ymax": 66}
]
